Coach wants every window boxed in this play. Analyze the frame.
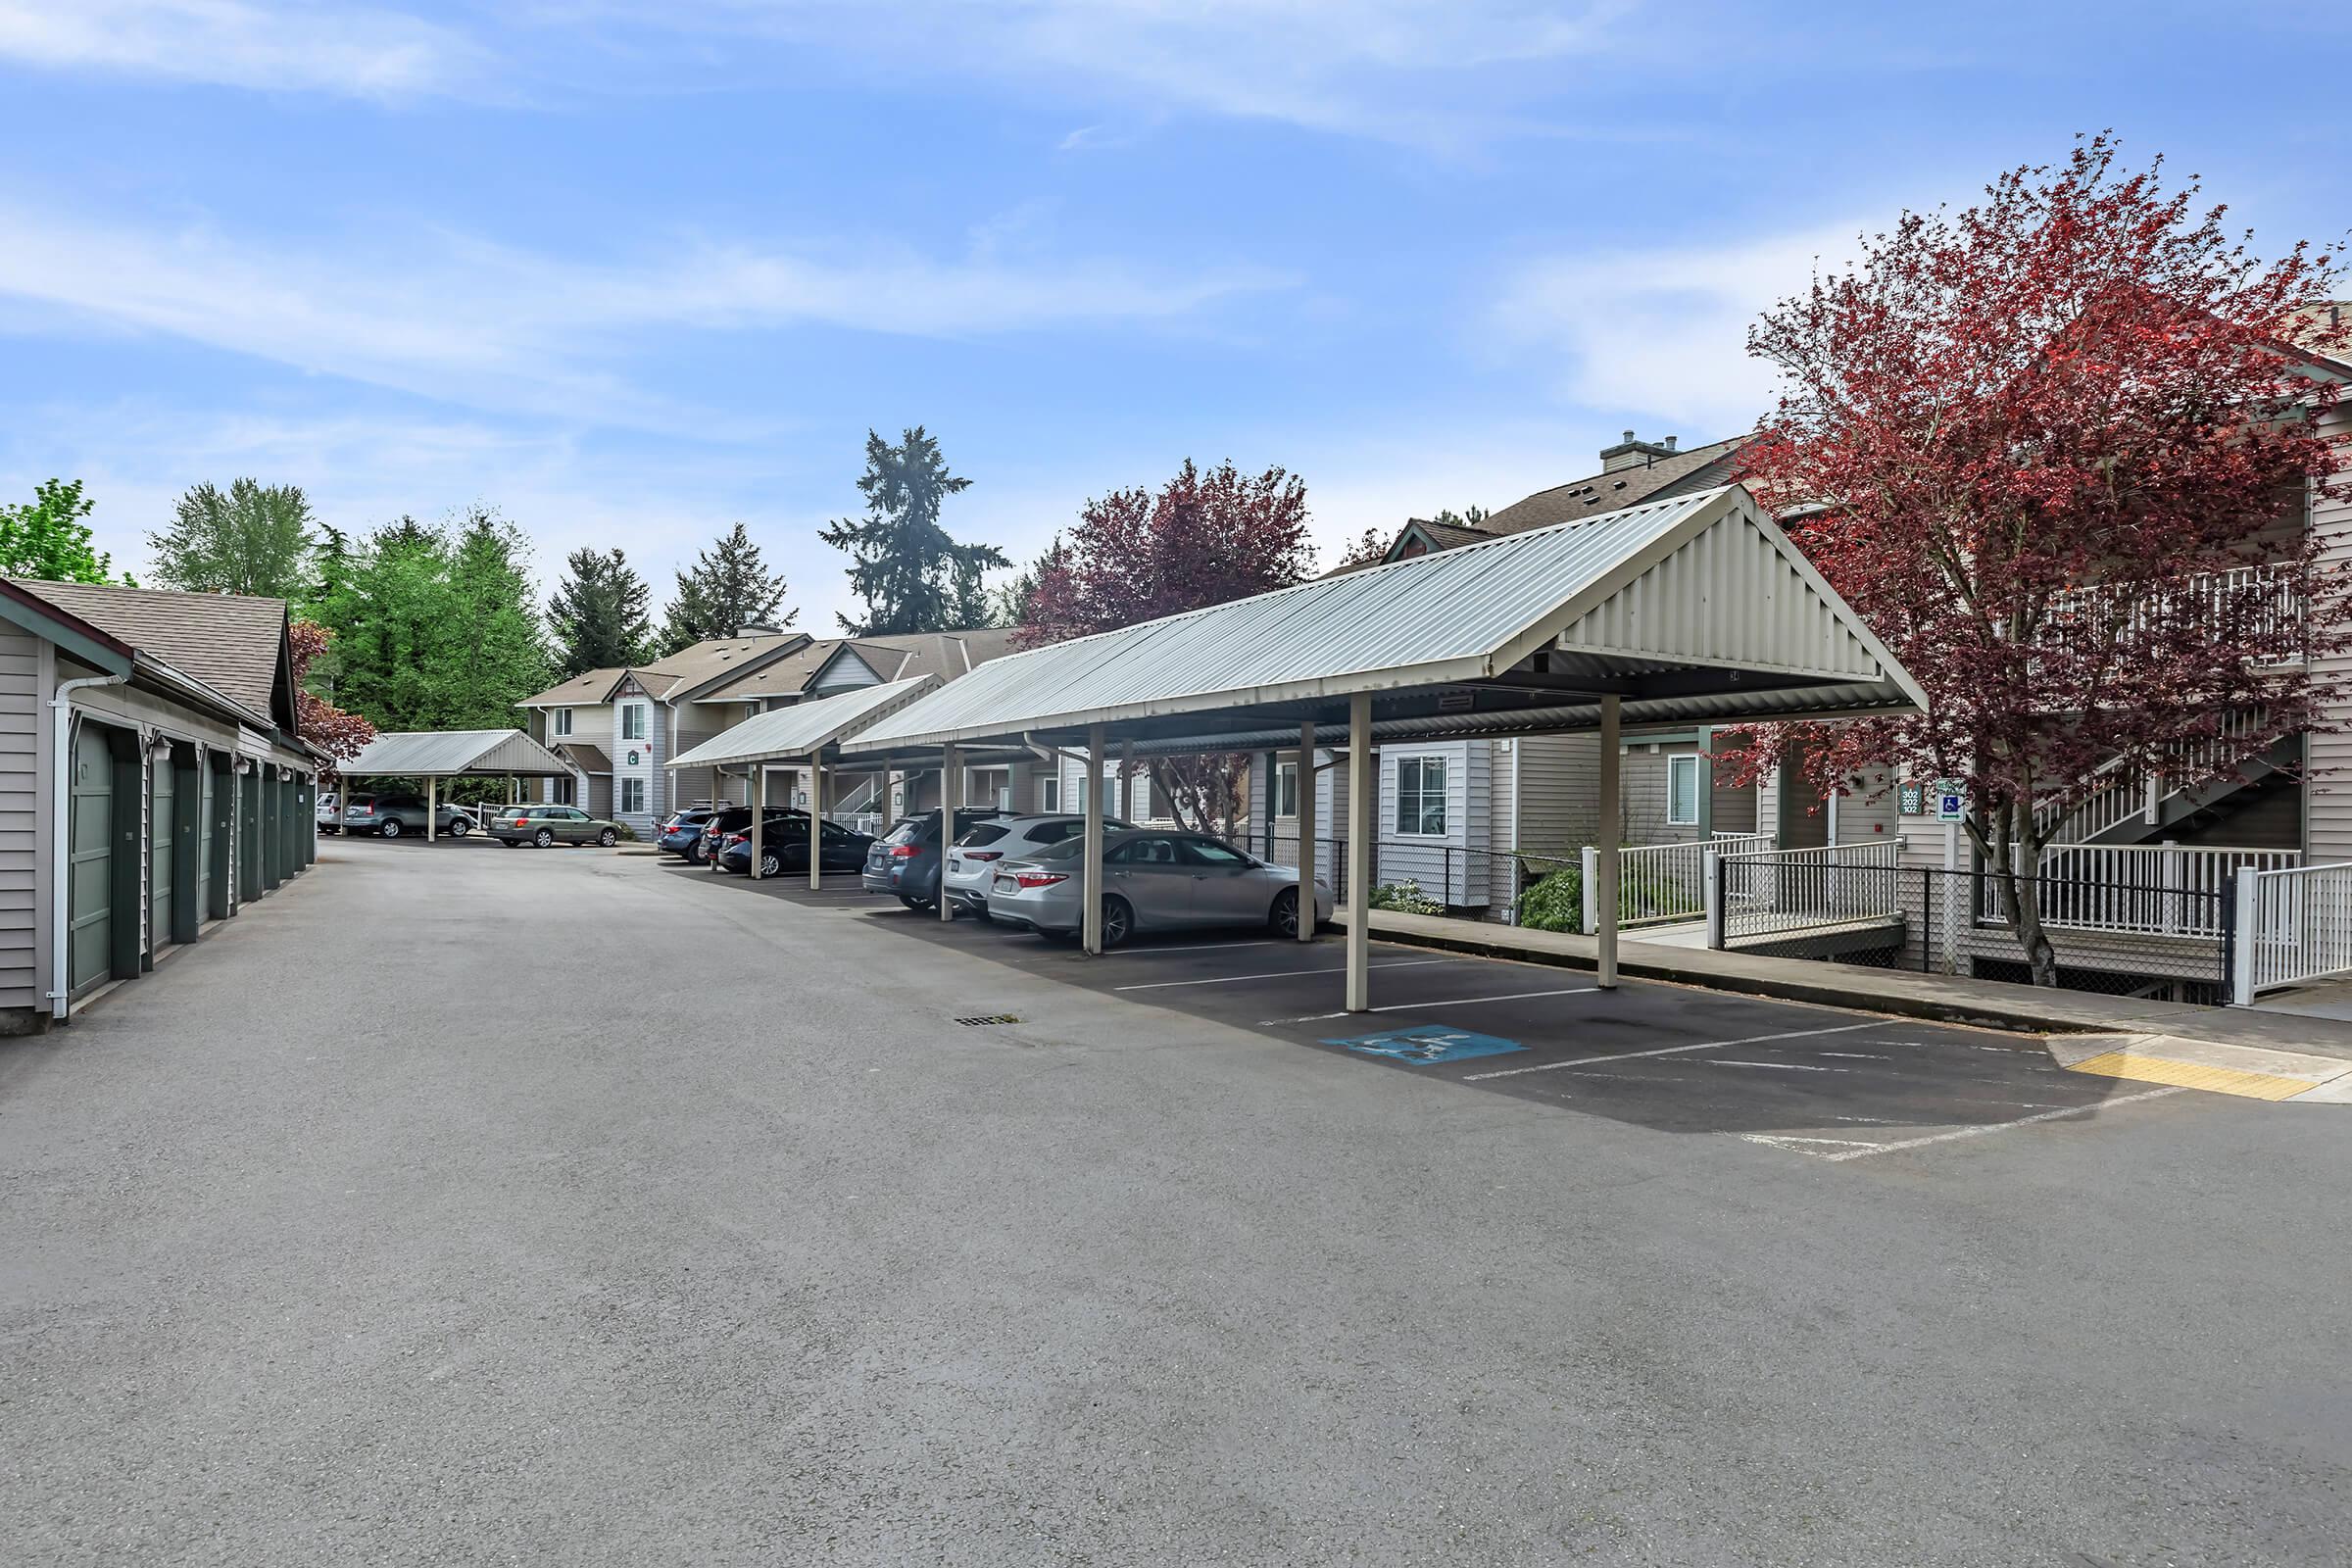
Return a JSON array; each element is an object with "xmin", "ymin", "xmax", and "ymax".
[
  {"xmin": 1667, "ymin": 755, "xmax": 1701, "ymax": 826},
  {"xmin": 554, "ymin": 708, "xmax": 573, "ymax": 737},
  {"xmin": 1109, "ymin": 837, "xmax": 1182, "ymax": 866},
  {"xmin": 1394, "ymin": 756, "xmax": 1448, "ymax": 836},
  {"xmin": 620, "ymin": 704, "xmax": 647, "ymax": 741},
  {"xmin": 1273, "ymin": 760, "xmax": 1298, "ymax": 819},
  {"xmin": 1183, "ymin": 839, "xmax": 1251, "ymax": 867},
  {"xmin": 1038, "ymin": 777, "xmax": 1061, "ymax": 813},
  {"xmin": 620, "ymin": 778, "xmax": 647, "ymax": 815}
]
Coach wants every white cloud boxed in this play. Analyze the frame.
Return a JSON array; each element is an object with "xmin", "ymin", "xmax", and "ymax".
[
  {"xmin": 0, "ymin": 0, "xmax": 487, "ymax": 98},
  {"xmin": 1492, "ymin": 221, "xmax": 1869, "ymax": 434},
  {"xmin": 0, "ymin": 199, "xmax": 1294, "ymax": 428}
]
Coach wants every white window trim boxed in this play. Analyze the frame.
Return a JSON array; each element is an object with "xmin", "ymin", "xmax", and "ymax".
[
  {"xmin": 1274, "ymin": 759, "xmax": 1298, "ymax": 820},
  {"xmin": 553, "ymin": 708, "xmax": 573, "ymax": 737},
  {"xmin": 1039, "ymin": 777, "xmax": 1061, "ymax": 813},
  {"xmin": 620, "ymin": 777, "xmax": 647, "ymax": 815},
  {"xmin": 1666, "ymin": 754, "xmax": 1701, "ymax": 827},
  {"xmin": 621, "ymin": 703, "xmax": 648, "ymax": 742},
  {"xmin": 1391, "ymin": 752, "xmax": 1450, "ymax": 839}
]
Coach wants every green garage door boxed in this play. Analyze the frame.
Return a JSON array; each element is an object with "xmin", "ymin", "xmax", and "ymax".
[
  {"xmin": 68, "ymin": 721, "xmax": 115, "ymax": 999},
  {"xmin": 150, "ymin": 751, "xmax": 176, "ymax": 953}
]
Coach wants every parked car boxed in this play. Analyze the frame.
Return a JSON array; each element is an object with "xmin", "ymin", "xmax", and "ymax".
[
  {"xmin": 487, "ymin": 804, "xmax": 623, "ymax": 849},
  {"xmin": 332, "ymin": 793, "xmax": 480, "ymax": 839},
  {"xmin": 861, "ymin": 808, "xmax": 1010, "ymax": 910},
  {"xmin": 657, "ymin": 807, "xmax": 728, "ymax": 863},
  {"xmin": 707, "ymin": 808, "xmax": 811, "ymax": 873},
  {"xmin": 942, "ymin": 813, "xmax": 1136, "ymax": 917},
  {"xmin": 986, "ymin": 828, "xmax": 1332, "ymax": 947},
  {"xmin": 716, "ymin": 815, "xmax": 875, "ymax": 878}
]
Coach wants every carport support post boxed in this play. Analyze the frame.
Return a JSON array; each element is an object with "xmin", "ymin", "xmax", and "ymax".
[
  {"xmin": 1119, "ymin": 739, "xmax": 1134, "ymax": 821},
  {"xmin": 751, "ymin": 764, "xmax": 765, "ymax": 879},
  {"xmin": 940, "ymin": 742, "xmax": 960, "ymax": 922},
  {"xmin": 1345, "ymin": 693, "xmax": 1372, "ymax": 1011},
  {"xmin": 426, "ymin": 775, "xmax": 437, "ymax": 843},
  {"xmin": 808, "ymin": 752, "xmax": 823, "ymax": 890},
  {"xmin": 1082, "ymin": 725, "xmax": 1105, "ymax": 954},
  {"xmin": 1294, "ymin": 719, "xmax": 1315, "ymax": 943},
  {"xmin": 1596, "ymin": 694, "xmax": 1621, "ymax": 989}
]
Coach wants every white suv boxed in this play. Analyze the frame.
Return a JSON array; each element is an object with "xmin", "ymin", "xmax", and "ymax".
[{"xmin": 944, "ymin": 813, "xmax": 1135, "ymax": 916}]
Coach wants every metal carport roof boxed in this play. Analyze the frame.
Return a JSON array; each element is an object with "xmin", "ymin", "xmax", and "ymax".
[
  {"xmin": 841, "ymin": 485, "xmax": 1925, "ymax": 760},
  {"xmin": 666, "ymin": 675, "xmax": 942, "ymax": 771},
  {"xmin": 342, "ymin": 728, "xmax": 574, "ymax": 777}
]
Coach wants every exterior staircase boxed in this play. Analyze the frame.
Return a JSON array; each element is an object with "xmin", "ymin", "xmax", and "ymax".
[{"xmin": 2040, "ymin": 715, "xmax": 2302, "ymax": 848}]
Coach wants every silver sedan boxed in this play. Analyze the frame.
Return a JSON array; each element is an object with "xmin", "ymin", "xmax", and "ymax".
[{"xmin": 985, "ymin": 828, "xmax": 1333, "ymax": 947}]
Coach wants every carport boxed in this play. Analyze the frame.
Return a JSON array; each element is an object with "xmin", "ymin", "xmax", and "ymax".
[
  {"xmin": 843, "ymin": 484, "xmax": 1926, "ymax": 1011},
  {"xmin": 337, "ymin": 729, "xmax": 577, "ymax": 841},
  {"xmin": 664, "ymin": 675, "xmax": 970, "ymax": 886}
]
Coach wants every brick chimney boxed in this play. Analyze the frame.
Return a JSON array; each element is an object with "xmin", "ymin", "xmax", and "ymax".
[{"xmin": 1599, "ymin": 430, "xmax": 1680, "ymax": 472}]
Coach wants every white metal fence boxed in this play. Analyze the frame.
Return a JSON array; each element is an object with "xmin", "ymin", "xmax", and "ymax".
[
  {"xmin": 1987, "ymin": 843, "xmax": 2298, "ymax": 939},
  {"xmin": 1708, "ymin": 840, "xmax": 1902, "ymax": 947},
  {"xmin": 1582, "ymin": 832, "xmax": 1773, "ymax": 931},
  {"xmin": 2233, "ymin": 861, "xmax": 2352, "ymax": 1004}
]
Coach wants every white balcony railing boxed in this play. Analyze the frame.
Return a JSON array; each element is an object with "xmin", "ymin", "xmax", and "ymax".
[
  {"xmin": 1982, "ymin": 842, "xmax": 2299, "ymax": 939},
  {"xmin": 1582, "ymin": 832, "xmax": 1774, "ymax": 930}
]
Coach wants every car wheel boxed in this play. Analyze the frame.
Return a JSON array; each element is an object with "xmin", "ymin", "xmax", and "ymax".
[
  {"xmin": 448, "ymin": 818, "xmax": 470, "ymax": 838},
  {"xmin": 1100, "ymin": 896, "xmax": 1133, "ymax": 950},
  {"xmin": 598, "ymin": 828, "xmax": 618, "ymax": 847},
  {"xmin": 899, "ymin": 894, "xmax": 933, "ymax": 912},
  {"xmin": 379, "ymin": 817, "xmax": 404, "ymax": 839},
  {"xmin": 685, "ymin": 841, "xmax": 705, "ymax": 864},
  {"xmin": 503, "ymin": 839, "xmax": 520, "ymax": 849},
  {"xmin": 533, "ymin": 828, "xmax": 555, "ymax": 849},
  {"xmin": 1269, "ymin": 887, "xmax": 1301, "ymax": 937},
  {"xmin": 759, "ymin": 852, "xmax": 780, "ymax": 878}
]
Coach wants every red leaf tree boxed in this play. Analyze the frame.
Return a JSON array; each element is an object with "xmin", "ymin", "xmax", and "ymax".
[
  {"xmin": 289, "ymin": 617, "xmax": 376, "ymax": 779},
  {"xmin": 1021, "ymin": 459, "xmax": 1316, "ymax": 837},
  {"xmin": 1717, "ymin": 136, "xmax": 2352, "ymax": 985}
]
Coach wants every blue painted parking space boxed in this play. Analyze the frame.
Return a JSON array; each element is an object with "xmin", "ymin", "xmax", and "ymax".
[{"xmin": 1325, "ymin": 1023, "xmax": 1526, "ymax": 1064}]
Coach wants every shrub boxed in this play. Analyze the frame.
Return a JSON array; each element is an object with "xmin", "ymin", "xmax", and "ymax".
[
  {"xmin": 1368, "ymin": 879, "xmax": 1444, "ymax": 914},
  {"xmin": 1517, "ymin": 867, "xmax": 1582, "ymax": 932}
]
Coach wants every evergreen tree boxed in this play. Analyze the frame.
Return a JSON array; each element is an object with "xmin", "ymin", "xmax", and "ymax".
[
  {"xmin": 548, "ymin": 547, "xmax": 655, "ymax": 675},
  {"xmin": 660, "ymin": 522, "xmax": 793, "ymax": 652},
  {"xmin": 818, "ymin": 426, "xmax": 1006, "ymax": 634},
  {"xmin": 146, "ymin": 478, "xmax": 317, "ymax": 598},
  {"xmin": 446, "ymin": 507, "xmax": 554, "ymax": 726},
  {"xmin": 0, "ymin": 478, "xmax": 129, "ymax": 584}
]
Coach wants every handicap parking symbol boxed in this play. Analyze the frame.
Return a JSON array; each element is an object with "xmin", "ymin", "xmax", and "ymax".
[{"xmin": 1326, "ymin": 1023, "xmax": 1527, "ymax": 1065}]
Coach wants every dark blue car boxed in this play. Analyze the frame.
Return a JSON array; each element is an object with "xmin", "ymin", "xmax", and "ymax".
[
  {"xmin": 859, "ymin": 808, "xmax": 1009, "ymax": 910},
  {"xmin": 657, "ymin": 807, "xmax": 729, "ymax": 863},
  {"xmin": 716, "ymin": 815, "xmax": 875, "ymax": 879}
]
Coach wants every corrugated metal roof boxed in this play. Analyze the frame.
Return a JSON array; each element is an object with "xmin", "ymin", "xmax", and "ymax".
[
  {"xmin": 667, "ymin": 675, "xmax": 941, "ymax": 770},
  {"xmin": 344, "ymin": 729, "xmax": 574, "ymax": 777},
  {"xmin": 844, "ymin": 485, "xmax": 1922, "ymax": 756}
]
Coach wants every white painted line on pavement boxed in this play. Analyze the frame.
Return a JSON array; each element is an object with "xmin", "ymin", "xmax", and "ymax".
[
  {"xmin": 1706, "ymin": 1059, "xmax": 1850, "ymax": 1072},
  {"xmin": 1116, "ymin": 940, "xmax": 1281, "ymax": 956},
  {"xmin": 1117, "ymin": 958, "xmax": 1454, "ymax": 992},
  {"xmin": 1262, "ymin": 985, "xmax": 1599, "ymax": 1025},
  {"xmin": 1463, "ymin": 1021, "xmax": 1879, "ymax": 1082},
  {"xmin": 1777, "ymin": 1086, "xmax": 2191, "ymax": 1162}
]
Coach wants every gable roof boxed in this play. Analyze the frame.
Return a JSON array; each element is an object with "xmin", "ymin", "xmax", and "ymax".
[
  {"xmin": 695, "ymin": 628, "xmax": 1020, "ymax": 704},
  {"xmin": 845, "ymin": 484, "xmax": 1923, "ymax": 759},
  {"xmin": 668, "ymin": 675, "xmax": 943, "ymax": 769},
  {"xmin": 516, "ymin": 632, "xmax": 810, "ymax": 709},
  {"xmin": 344, "ymin": 728, "xmax": 574, "ymax": 777},
  {"xmin": 1468, "ymin": 434, "xmax": 1753, "ymax": 542},
  {"xmin": 12, "ymin": 578, "xmax": 293, "ymax": 726}
]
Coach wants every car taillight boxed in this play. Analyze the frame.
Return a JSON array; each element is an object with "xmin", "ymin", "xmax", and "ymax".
[
  {"xmin": 512, "ymin": 816, "xmax": 529, "ymax": 827},
  {"xmin": 1015, "ymin": 871, "xmax": 1068, "ymax": 890},
  {"xmin": 890, "ymin": 844, "xmax": 921, "ymax": 858},
  {"xmin": 964, "ymin": 851, "xmax": 1003, "ymax": 862}
]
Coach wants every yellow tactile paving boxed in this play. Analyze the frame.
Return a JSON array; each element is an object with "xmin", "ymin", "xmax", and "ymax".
[{"xmin": 2067, "ymin": 1051, "xmax": 2317, "ymax": 1102}]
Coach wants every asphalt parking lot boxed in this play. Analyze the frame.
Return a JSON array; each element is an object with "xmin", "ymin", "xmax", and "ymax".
[{"xmin": 663, "ymin": 861, "xmax": 2205, "ymax": 1164}]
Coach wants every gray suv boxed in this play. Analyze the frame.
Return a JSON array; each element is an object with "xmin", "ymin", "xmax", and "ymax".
[{"xmin": 330, "ymin": 793, "xmax": 479, "ymax": 838}]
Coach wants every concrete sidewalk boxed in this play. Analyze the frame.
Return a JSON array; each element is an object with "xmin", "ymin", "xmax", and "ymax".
[{"xmin": 1343, "ymin": 908, "xmax": 2352, "ymax": 1102}]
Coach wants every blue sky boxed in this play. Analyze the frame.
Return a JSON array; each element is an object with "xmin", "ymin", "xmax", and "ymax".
[{"xmin": 2, "ymin": 1, "xmax": 2344, "ymax": 630}]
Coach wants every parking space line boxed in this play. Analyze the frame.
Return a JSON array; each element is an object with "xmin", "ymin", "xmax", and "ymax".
[
  {"xmin": 1463, "ymin": 1021, "xmax": 1879, "ymax": 1082},
  {"xmin": 1106, "ymin": 940, "xmax": 1283, "ymax": 956},
  {"xmin": 1778, "ymin": 1086, "xmax": 2190, "ymax": 1162},
  {"xmin": 1116, "ymin": 958, "xmax": 1455, "ymax": 992},
  {"xmin": 1265, "ymin": 985, "xmax": 1599, "ymax": 1023}
]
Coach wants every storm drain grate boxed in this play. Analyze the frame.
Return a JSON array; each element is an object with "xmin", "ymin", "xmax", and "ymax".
[{"xmin": 954, "ymin": 1013, "xmax": 1021, "ymax": 1027}]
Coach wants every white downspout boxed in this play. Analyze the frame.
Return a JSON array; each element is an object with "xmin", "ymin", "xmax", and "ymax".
[{"xmin": 50, "ymin": 672, "xmax": 128, "ymax": 1019}]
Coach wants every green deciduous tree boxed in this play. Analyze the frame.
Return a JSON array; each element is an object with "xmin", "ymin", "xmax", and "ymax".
[
  {"xmin": 819, "ymin": 426, "xmax": 1006, "ymax": 634},
  {"xmin": 661, "ymin": 522, "xmax": 793, "ymax": 652},
  {"xmin": 0, "ymin": 478, "xmax": 128, "ymax": 584},
  {"xmin": 147, "ymin": 478, "xmax": 317, "ymax": 598},
  {"xmin": 548, "ymin": 547, "xmax": 655, "ymax": 675}
]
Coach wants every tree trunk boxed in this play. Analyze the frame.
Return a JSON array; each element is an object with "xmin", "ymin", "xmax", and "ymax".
[{"xmin": 1984, "ymin": 800, "xmax": 2061, "ymax": 987}]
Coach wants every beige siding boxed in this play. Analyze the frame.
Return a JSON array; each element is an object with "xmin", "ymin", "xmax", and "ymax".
[
  {"xmin": 2308, "ymin": 403, "xmax": 2352, "ymax": 863},
  {"xmin": 0, "ymin": 628, "xmax": 42, "ymax": 1009}
]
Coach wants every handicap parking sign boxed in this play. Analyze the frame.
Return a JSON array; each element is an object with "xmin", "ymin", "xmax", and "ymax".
[{"xmin": 1326, "ymin": 1024, "xmax": 1526, "ymax": 1065}]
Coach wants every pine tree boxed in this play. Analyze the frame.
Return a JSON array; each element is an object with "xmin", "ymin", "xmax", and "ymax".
[
  {"xmin": 146, "ymin": 479, "xmax": 317, "ymax": 598},
  {"xmin": 660, "ymin": 522, "xmax": 793, "ymax": 652},
  {"xmin": 446, "ymin": 507, "xmax": 554, "ymax": 726},
  {"xmin": 818, "ymin": 426, "xmax": 1006, "ymax": 634},
  {"xmin": 548, "ymin": 547, "xmax": 655, "ymax": 676}
]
